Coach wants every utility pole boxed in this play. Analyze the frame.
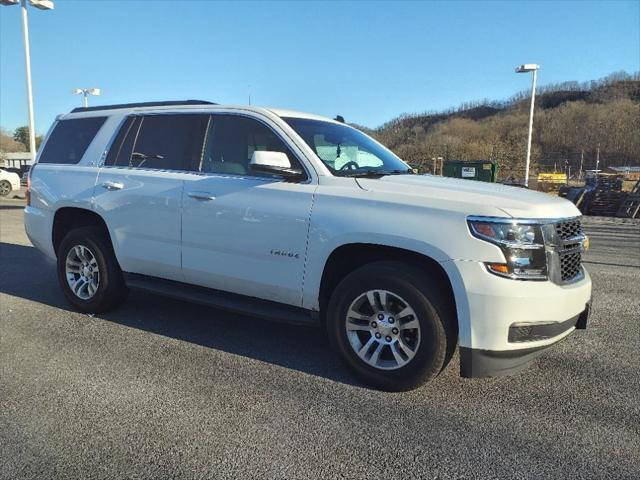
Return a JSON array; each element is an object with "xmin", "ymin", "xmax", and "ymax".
[
  {"xmin": 596, "ymin": 144, "xmax": 600, "ymax": 172},
  {"xmin": 579, "ymin": 149, "xmax": 584, "ymax": 179}
]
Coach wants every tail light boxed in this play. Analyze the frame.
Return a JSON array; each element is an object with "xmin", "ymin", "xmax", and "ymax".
[{"xmin": 26, "ymin": 166, "xmax": 32, "ymax": 206}]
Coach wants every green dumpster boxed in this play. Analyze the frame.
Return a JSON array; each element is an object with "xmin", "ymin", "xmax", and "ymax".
[{"xmin": 442, "ymin": 160, "xmax": 498, "ymax": 183}]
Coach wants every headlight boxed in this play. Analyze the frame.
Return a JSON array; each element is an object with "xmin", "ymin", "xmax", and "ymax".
[{"xmin": 467, "ymin": 217, "xmax": 548, "ymax": 280}]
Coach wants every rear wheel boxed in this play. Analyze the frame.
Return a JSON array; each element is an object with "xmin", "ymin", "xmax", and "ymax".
[
  {"xmin": 0, "ymin": 180, "xmax": 12, "ymax": 196},
  {"xmin": 57, "ymin": 226, "xmax": 127, "ymax": 313},
  {"xmin": 327, "ymin": 261, "xmax": 455, "ymax": 391}
]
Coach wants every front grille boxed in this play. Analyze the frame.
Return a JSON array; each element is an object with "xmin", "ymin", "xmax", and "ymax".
[
  {"xmin": 555, "ymin": 218, "xmax": 582, "ymax": 240},
  {"xmin": 554, "ymin": 218, "xmax": 584, "ymax": 283},
  {"xmin": 560, "ymin": 251, "xmax": 582, "ymax": 281}
]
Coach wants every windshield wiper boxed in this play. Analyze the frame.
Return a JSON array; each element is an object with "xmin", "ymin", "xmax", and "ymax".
[
  {"xmin": 339, "ymin": 169, "xmax": 387, "ymax": 178},
  {"xmin": 339, "ymin": 168, "xmax": 413, "ymax": 178}
]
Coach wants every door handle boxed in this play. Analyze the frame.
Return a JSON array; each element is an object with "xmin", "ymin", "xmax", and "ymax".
[
  {"xmin": 188, "ymin": 191, "xmax": 217, "ymax": 201},
  {"xmin": 101, "ymin": 181, "xmax": 124, "ymax": 191}
]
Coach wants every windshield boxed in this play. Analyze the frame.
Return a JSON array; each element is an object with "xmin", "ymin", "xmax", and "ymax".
[{"xmin": 283, "ymin": 117, "xmax": 411, "ymax": 176}]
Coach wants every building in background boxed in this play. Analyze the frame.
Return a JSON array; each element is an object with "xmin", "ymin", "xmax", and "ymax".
[{"xmin": 1, "ymin": 151, "xmax": 33, "ymax": 170}]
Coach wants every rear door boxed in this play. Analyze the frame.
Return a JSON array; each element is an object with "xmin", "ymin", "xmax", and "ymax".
[{"xmin": 94, "ymin": 113, "xmax": 208, "ymax": 281}]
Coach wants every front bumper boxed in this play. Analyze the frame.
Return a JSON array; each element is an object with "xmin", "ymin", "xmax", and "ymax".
[
  {"xmin": 460, "ymin": 303, "xmax": 590, "ymax": 377},
  {"xmin": 444, "ymin": 259, "xmax": 592, "ymax": 378}
]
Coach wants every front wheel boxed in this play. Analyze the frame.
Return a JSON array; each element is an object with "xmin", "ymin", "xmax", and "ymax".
[{"xmin": 327, "ymin": 261, "xmax": 455, "ymax": 391}]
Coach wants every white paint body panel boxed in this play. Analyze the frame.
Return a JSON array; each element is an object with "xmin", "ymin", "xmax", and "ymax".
[
  {"xmin": 448, "ymin": 260, "xmax": 591, "ymax": 350},
  {"xmin": 181, "ymin": 173, "xmax": 316, "ymax": 305},
  {"xmin": 24, "ymin": 103, "xmax": 592, "ymax": 361},
  {"xmin": 25, "ymin": 163, "xmax": 100, "ymax": 259},
  {"xmin": 356, "ymin": 174, "xmax": 582, "ymax": 219},
  {"xmin": 92, "ymin": 167, "xmax": 192, "ymax": 282}
]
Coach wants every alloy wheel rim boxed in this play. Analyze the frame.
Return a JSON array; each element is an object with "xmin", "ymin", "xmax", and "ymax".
[
  {"xmin": 345, "ymin": 289, "xmax": 421, "ymax": 370},
  {"xmin": 0, "ymin": 181, "xmax": 10, "ymax": 195},
  {"xmin": 65, "ymin": 245, "xmax": 100, "ymax": 300}
]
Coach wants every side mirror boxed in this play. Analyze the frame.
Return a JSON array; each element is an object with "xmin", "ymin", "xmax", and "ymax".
[{"xmin": 249, "ymin": 151, "xmax": 304, "ymax": 179}]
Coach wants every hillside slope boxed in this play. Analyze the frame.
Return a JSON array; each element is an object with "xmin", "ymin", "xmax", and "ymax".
[{"xmin": 363, "ymin": 72, "xmax": 640, "ymax": 179}]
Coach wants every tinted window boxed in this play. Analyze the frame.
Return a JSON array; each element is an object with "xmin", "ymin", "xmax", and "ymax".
[
  {"xmin": 113, "ymin": 117, "xmax": 143, "ymax": 167},
  {"xmin": 39, "ymin": 117, "xmax": 106, "ymax": 164},
  {"xmin": 128, "ymin": 114, "xmax": 209, "ymax": 171},
  {"xmin": 104, "ymin": 116, "xmax": 136, "ymax": 166},
  {"xmin": 201, "ymin": 115, "xmax": 304, "ymax": 178}
]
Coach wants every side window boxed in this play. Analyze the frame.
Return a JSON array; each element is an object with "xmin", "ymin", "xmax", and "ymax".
[
  {"xmin": 104, "ymin": 116, "xmax": 136, "ymax": 166},
  {"xmin": 201, "ymin": 115, "xmax": 306, "ymax": 178},
  {"xmin": 39, "ymin": 117, "xmax": 106, "ymax": 164},
  {"xmin": 106, "ymin": 114, "xmax": 208, "ymax": 171},
  {"xmin": 115, "ymin": 117, "xmax": 142, "ymax": 167}
]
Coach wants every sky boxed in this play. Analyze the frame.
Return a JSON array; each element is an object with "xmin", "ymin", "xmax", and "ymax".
[{"xmin": 1, "ymin": 0, "xmax": 639, "ymax": 135}]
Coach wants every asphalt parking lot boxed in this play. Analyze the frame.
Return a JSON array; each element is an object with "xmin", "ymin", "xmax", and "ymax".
[{"xmin": 1, "ymin": 196, "xmax": 639, "ymax": 480}]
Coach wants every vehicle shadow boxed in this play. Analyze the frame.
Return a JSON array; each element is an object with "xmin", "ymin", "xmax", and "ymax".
[{"xmin": 0, "ymin": 241, "xmax": 359, "ymax": 387}]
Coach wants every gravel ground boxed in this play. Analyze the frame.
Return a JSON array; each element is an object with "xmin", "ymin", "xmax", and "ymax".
[{"xmin": 1, "ymin": 199, "xmax": 639, "ymax": 480}]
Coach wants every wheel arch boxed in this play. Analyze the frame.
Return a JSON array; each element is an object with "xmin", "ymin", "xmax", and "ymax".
[
  {"xmin": 317, "ymin": 243, "xmax": 460, "ymax": 332},
  {"xmin": 52, "ymin": 207, "xmax": 112, "ymax": 256}
]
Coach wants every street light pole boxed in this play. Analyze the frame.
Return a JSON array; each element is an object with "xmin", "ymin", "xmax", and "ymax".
[
  {"xmin": 20, "ymin": 0, "xmax": 37, "ymax": 162},
  {"xmin": 73, "ymin": 88, "xmax": 101, "ymax": 107},
  {"xmin": 1, "ymin": 0, "xmax": 54, "ymax": 162},
  {"xmin": 524, "ymin": 68, "xmax": 538, "ymax": 187},
  {"xmin": 516, "ymin": 64, "xmax": 540, "ymax": 187}
]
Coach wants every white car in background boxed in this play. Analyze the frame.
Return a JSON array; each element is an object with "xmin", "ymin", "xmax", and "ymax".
[{"xmin": 0, "ymin": 168, "xmax": 21, "ymax": 196}]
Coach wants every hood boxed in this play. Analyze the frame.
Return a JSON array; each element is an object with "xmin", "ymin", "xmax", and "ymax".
[{"xmin": 356, "ymin": 174, "xmax": 581, "ymax": 219}]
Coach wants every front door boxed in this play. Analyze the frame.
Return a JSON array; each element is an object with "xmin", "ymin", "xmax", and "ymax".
[{"xmin": 181, "ymin": 114, "xmax": 316, "ymax": 306}]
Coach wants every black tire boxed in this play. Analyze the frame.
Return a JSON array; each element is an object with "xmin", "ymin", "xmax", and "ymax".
[
  {"xmin": 56, "ymin": 226, "xmax": 128, "ymax": 313},
  {"xmin": 0, "ymin": 180, "xmax": 12, "ymax": 196},
  {"xmin": 326, "ymin": 261, "xmax": 456, "ymax": 391}
]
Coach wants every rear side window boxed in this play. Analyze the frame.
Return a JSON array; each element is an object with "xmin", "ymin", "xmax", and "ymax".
[
  {"xmin": 106, "ymin": 114, "xmax": 209, "ymax": 171},
  {"xmin": 39, "ymin": 117, "xmax": 106, "ymax": 164}
]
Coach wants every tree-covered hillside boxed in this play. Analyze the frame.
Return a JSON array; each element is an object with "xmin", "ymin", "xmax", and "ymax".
[{"xmin": 361, "ymin": 72, "xmax": 640, "ymax": 180}]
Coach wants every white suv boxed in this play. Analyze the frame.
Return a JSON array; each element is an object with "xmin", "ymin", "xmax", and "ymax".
[{"xmin": 24, "ymin": 100, "xmax": 592, "ymax": 390}]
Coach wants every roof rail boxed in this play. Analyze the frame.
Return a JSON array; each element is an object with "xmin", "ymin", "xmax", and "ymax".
[{"xmin": 70, "ymin": 100, "xmax": 217, "ymax": 113}]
